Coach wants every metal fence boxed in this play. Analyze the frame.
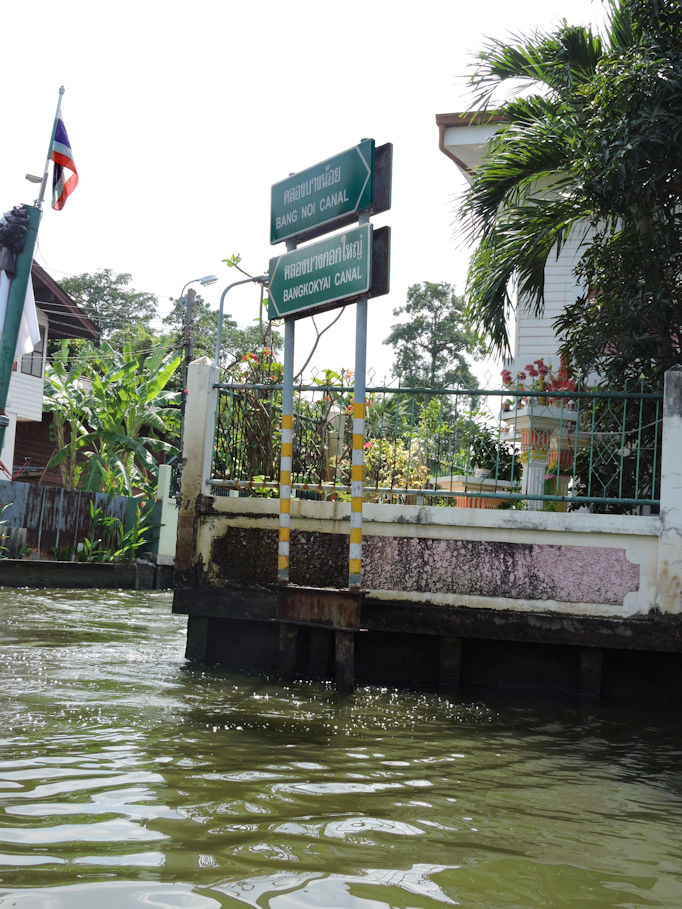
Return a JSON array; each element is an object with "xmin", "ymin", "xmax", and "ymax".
[
  {"xmin": 210, "ymin": 381, "xmax": 663, "ymax": 513},
  {"xmin": 0, "ymin": 480, "xmax": 154, "ymax": 560}
]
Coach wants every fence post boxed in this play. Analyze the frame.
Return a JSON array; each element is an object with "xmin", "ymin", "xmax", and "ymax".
[
  {"xmin": 175, "ymin": 357, "xmax": 219, "ymax": 585},
  {"xmin": 154, "ymin": 464, "xmax": 178, "ymax": 567},
  {"xmin": 655, "ymin": 366, "xmax": 682, "ymax": 614}
]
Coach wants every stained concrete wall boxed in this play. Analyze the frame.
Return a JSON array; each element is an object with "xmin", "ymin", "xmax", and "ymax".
[
  {"xmin": 0, "ymin": 559, "xmax": 158, "ymax": 588},
  {"xmin": 187, "ymin": 496, "xmax": 660, "ymax": 619}
]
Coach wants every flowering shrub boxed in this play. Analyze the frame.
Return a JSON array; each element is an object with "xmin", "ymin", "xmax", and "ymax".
[
  {"xmin": 364, "ymin": 438, "xmax": 429, "ymax": 493},
  {"xmin": 328, "ymin": 437, "xmax": 429, "ymax": 503},
  {"xmin": 501, "ymin": 359, "xmax": 578, "ymax": 407},
  {"xmin": 231, "ymin": 346, "xmax": 283, "ymax": 384}
]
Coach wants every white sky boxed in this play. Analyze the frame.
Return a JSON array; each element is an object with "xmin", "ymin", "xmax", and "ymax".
[{"xmin": 3, "ymin": 0, "xmax": 603, "ymax": 383}]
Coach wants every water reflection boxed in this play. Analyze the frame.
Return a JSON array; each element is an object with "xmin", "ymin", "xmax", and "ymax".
[{"xmin": 0, "ymin": 590, "xmax": 681, "ymax": 907}]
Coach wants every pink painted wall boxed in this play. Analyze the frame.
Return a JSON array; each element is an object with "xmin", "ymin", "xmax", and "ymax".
[{"xmin": 363, "ymin": 537, "xmax": 640, "ymax": 605}]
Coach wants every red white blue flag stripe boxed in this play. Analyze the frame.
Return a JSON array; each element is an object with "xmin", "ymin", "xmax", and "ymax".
[{"xmin": 50, "ymin": 112, "xmax": 78, "ymax": 210}]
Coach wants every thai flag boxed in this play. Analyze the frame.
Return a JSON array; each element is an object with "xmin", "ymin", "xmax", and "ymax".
[{"xmin": 50, "ymin": 112, "xmax": 78, "ymax": 210}]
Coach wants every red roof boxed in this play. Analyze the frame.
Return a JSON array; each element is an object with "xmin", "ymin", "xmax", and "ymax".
[{"xmin": 31, "ymin": 262, "xmax": 100, "ymax": 342}]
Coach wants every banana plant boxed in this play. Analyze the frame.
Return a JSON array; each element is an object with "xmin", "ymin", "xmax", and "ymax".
[{"xmin": 45, "ymin": 340, "xmax": 181, "ymax": 496}]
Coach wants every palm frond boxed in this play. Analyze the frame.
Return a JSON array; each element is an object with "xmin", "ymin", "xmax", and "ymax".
[
  {"xmin": 469, "ymin": 24, "xmax": 604, "ymax": 109},
  {"xmin": 465, "ymin": 195, "xmax": 590, "ymax": 354}
]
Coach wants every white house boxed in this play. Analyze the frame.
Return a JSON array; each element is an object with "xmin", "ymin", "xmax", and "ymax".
[
  {"xmin": 436, "ymin": 112, "xmax": 586, "ymax": 376},
  {"xmin": 0, "ymin": 262, "xmax": 98, "ymax": 477}
]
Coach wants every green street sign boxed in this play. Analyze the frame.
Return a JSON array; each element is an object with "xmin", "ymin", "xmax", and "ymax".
[
  {"xmin": 270, "ymin": 140, "xmax": 375, "ymax": 245},
  {"xmin": 268, "ymin": 224, "xmax": 372, "ymax": 319}
]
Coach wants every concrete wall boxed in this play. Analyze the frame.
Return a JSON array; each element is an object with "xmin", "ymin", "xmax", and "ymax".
[
  {"xmin": 173, "ymin": 361, "xmax": 682, "ymax": 695},
  {"xmin": 186, "ymin": 496, "xmax": 661, "ymax": 619},
  {"xmin": 0, "ymin": 559, "xmax": 157, "ymax": 588},
  {"xmin": 154, "ymin": 464, "xmax": 178, "ymax": 566}
]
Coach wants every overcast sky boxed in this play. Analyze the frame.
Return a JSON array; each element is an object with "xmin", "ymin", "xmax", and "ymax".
[{"xmin": 3, "ymin": 0, "xmax": 603, "ymax": 382}]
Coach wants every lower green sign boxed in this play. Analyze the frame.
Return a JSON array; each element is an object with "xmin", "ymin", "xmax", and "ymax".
[{"xmin": 268, "ymin": 224, "xmax": 372, "ymax": 319}]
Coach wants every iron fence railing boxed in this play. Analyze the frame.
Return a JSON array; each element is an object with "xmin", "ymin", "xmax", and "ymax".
[{"xmin": 209, "ymin": 381, "xmax": 663, "ymax": 513}]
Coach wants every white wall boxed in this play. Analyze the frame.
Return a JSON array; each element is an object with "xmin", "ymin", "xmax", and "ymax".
[
  {"xmin": 0, "ymin": 413, "xmax": 17, "ymax": 478},
  {"xmin": 509, "ymin": 228, "xmax": 589, "ymax": 373},
  {"xmin": 7, "ymin": 310, "xmax": 48, "ymax": 423}
]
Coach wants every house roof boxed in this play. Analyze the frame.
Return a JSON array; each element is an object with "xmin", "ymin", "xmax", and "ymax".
[
  {"xmin": 31, "ymin": 262, "xmax": 100, "ymax": 342},
  {"xmin": 436, "ymin": 111, "xmax": 507, "ymax": 177}
]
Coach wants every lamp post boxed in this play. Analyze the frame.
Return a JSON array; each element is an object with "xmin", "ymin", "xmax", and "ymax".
[
  {"xmin": 176, "ymin": 274, "xmax": 217, "ymax": 501},
  {"xmin": 214, "ymin": 274, "xmax": 269, "ymax": 366}
]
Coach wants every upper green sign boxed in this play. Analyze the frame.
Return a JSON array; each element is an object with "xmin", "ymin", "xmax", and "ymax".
[
  {"xmin": 270, "ymin": 140, "xmax": 375, "ymax": 245},
  {"xmin": 268, "ymin": 224, "xmax": 372, "ymax": 319}
]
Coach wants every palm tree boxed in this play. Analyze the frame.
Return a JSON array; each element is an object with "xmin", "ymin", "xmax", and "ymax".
[{"xmin": 460, "ymin": 0, "xmax": 636, "ymax": 355}]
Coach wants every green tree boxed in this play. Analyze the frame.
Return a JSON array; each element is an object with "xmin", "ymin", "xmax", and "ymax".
[
  {"xmin": 555, "ymin": 0, "xmax": 681, "ymax": 384},
  {"xmin": 59, "ymin": 270, "xmax": 158, "ymax": 339},
  {"xmin": 108, "ymin": 322, "xmax": 165, "ymax": 362},
  {"xmin": 161, "ymin": 294, "xmax": 282, "ymax": 388},
  {"xmin": 162, "ymin": 293, "xmax": 217, "ymax": 364},
  {"xmin": 42, "ymin": 343, "xmax": 92, "ymax": 489},
  {"xmin": 460, "ymin": 0, "xmax": 681, "ymax": 386},
  {"xmin": 459, "ymin": 0, "xmax": 636, "ymax": 354},
  {"xmin": 44, "ymin": 340, "xmax": 181, "ymax": 496},
  {"xmin": 384, "ymin": 282, "xmax": 482, "ymax": 388}
]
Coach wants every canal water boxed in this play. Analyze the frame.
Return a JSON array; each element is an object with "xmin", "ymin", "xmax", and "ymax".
[{"xmin": 0, "ymin": 589, "xmax": 681, "ymax": 908}]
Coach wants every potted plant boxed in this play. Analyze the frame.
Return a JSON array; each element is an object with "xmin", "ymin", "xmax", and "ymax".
[{"xmin": 470, "ymin": 425, "xmax": 500, "ymax": 478}]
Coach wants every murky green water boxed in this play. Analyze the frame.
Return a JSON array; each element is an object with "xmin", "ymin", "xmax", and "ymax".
[{"xmin": 0, "ymin": 589, "xmax": 680, "ymax": 907}]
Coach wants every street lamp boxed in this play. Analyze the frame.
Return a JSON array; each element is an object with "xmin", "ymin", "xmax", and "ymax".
[
  {"xmin": 176, "ymin": 274, "xmax": 218, "ymax": 500},
  {"xmin": 180, "ymin": 273, "xmax": 218, "ymax": 301},
  {"xmin": 215, "ymin": 274, "xmax": 269, "ymax": 365},
  {"xmin": 179, "ymin": 273, "xmax": 218, "ymax": 406},
  {"xmin": 179, "ymin": 274, "xmax": 218, "ymax": 378}
]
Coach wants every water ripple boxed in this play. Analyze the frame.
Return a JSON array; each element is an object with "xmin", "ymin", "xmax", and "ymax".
[{"xmin": 0, "ymin": 590, "xmax": 680, "ymax": 907}]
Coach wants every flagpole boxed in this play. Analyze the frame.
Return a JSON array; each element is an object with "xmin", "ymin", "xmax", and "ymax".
[
  {"xmin": 35, "ymin": 86, "xmax": 65, "ymax": 211},
  {"xmin": 0, "ymin": 87, "xmax": 63, "ymax": 452}
]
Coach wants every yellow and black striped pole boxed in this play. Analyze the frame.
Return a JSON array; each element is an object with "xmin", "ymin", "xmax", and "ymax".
[
  {"xmin": 348, "ymin": 397, "xmax": 366, "ymax": 588},
  {"xmin": 348, "ymin": 211, "xmax": 371, "ymax": 590},
  {"xmin": 278, "ymin": 318, "xmax": 295, "ymax": 584},
  {"xmin": 348, "ymin": 238, "xmax": 369, "ymax": 590}
]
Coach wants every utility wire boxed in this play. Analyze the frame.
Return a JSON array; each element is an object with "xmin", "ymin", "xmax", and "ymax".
[
  {"xmin": 44, "ymin": 343, "xmax": 183, "ymax": 365},
  {"xmin": 34, "ymin": 241, "xmax": 178, "ymax": 304}
]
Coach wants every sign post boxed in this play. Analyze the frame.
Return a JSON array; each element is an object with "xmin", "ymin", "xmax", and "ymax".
[
  {"xmin": 269, "ymin": 139, "xmax": 391, "ymax": 606},
  {"xmin": 348, "ymin": 211, "xmax": 371, "ymax": 591},
  {"xmin": 278, "ymin": 310, "xmax": 295, "ymax": 585}
]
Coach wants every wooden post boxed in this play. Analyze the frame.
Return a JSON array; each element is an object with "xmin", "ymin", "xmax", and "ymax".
[
  {"xmin": 578, "ymin": 647, "xmax": 603, "ymax": 699},
  {"xmin": 185, "ymin": 616, "xmax": 212, "ymax": 661},
  {"xmin": 439, "ymin": 637, "xmax": 463, "ymax": 692},
  {"xmin": 335, "ymin": 630, "xmax": 355, "ymax": 693},
  {"xmin": 279, "ymin": 624, "xmax": 298, "ymax": 679}
]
